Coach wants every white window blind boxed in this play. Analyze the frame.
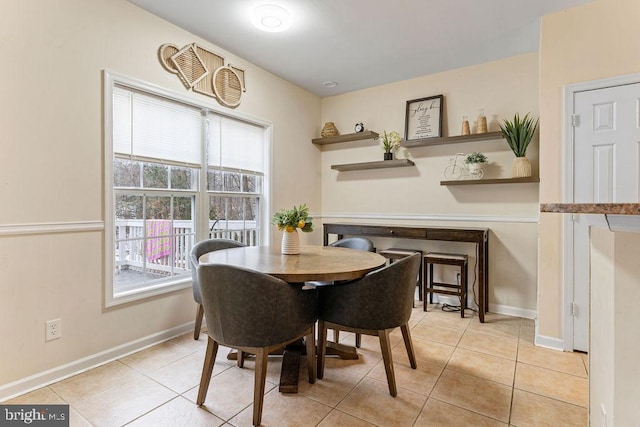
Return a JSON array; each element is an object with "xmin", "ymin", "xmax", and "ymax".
[
  {"xmin": 207, "ymin": 115, "xmax": 264, "ymax": 173},
  {"xmin": 113, "ymin": 86, "xmax": 202, "ymax": 165}
]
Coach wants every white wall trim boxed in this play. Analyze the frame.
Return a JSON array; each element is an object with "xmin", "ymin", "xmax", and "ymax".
[
  {"xmin": 535, "ymin": 334, "xmax": 565, "ymax": 351},
  {"xmin": 489, "ymin": 303, "xmax": 536, "ymax": 320},
  {"xmin": 0, "ymin": 322, "xmax": 193, "ymax": 402},
  {"xmin": 319, "ymin": 213, "xmax": 539, "ymax": 224},
  {"xmin": 0, "ymin": 221, "xmax": 104, "ymax": 237},
  {"xmin": 535, "ymin": 313, "xmax": 564, "ymax": 350}
]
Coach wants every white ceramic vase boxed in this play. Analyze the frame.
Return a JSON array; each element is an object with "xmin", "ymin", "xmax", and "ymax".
[
  {"xmin": 281, "ymin": 229, "xmax": 300, "ymax": 255},
  {"xmin": 511, "ymin": 157, "xmax": 532, "ymax": 178}
]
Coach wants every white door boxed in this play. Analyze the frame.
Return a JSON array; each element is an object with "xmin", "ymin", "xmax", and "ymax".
[{"xmin": 572, "ymin": 82, "xmax": 640, "ymax": 351}]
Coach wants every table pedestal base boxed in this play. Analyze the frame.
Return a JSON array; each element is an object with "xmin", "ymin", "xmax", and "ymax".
[{"xmin": 225, "ymin": 339, "xmax": 359, "ymax": 393}]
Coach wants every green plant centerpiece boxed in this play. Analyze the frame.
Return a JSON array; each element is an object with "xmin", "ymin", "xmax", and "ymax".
[
  {"xmin": 499, "ymin": 113, "xmax": 539, "ymax": 178},
  {"xmin": 272, "ymin": 204, "xmax": 313, "ymax": 254}
]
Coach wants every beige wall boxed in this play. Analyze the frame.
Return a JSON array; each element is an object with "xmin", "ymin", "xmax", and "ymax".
[
  {"xmin": 0, "ymin": 0, "xmax": 321, "ymax": 389},
  {"xmin": 319, "ymin": 54, "xmax": 540, "ymax": 315},
  {"xmin": 590, "ymin": 228, "xmax": 640, "ymax": 427},
  {"xmin": 538, "ymin": 0, "xmax": 640, "ymax": 338}
]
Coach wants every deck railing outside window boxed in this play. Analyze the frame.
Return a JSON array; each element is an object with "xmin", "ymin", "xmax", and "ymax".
[{"xmin": 114, "ymin": 219, "xmax": 258, "ymax": 294}]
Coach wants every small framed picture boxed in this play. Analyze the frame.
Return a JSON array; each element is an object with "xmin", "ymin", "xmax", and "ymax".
[{"xmin": 405, "ymin": 95, "xmax": 444, "ymax": 141}]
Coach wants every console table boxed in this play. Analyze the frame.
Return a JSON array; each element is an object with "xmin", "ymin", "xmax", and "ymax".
[{"xmin": 323, "ymin": 223, "xmax": 490, "ymax": 322}]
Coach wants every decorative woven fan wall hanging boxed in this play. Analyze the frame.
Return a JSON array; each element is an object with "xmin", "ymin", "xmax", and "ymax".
[{"xmin": 158, "ymin": 42, "xmax": 246, "ymax": 108}]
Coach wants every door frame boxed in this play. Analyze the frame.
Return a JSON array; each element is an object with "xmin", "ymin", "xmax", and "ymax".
[{"xmin": 562, "ymin": 72, "xmax": 640, "ymax": 351}]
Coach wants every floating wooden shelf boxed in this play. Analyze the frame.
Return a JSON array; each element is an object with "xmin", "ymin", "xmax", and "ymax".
[
  {"xmin": 440, "ymin": 177, "xmax": 540, "ymax": 186},
  {"xmin": 312, "ymin": 130, "xmax": 379, "ymax": 145},
  {"xmin": 332, "ymin": 159, "xmax": 415, "ymax": 172},
  {"xmin": 404, "ymin": 131, "xmax": 504, "ymax": 148}
]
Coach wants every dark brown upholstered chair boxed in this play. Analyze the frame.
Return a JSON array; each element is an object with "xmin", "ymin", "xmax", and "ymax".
[
  {"xmin": 330, "ymin": 237, "xmax": 375, "ymax": 252},
  {"xmin": 306, "ymin": 237, "xmax": 375, "ymax": 347},
  {"xmin": 189, "ymin": 238, "xmax": 246, "ymax": 340},
  {"xmin": 196, "ymin": 264, "xmax": 318, "ymax": 427},
  {"xmin": 327, "ymin": 237, "xmax": 375, "ymax": 348},
  {"xmin": 317, "ymin": 253, "xmax": 421, "ymax": 397}
]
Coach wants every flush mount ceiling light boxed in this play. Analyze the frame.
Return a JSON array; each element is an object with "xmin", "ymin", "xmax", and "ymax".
[
  {"xmin": 251, "ymin": 4, "xmax": 291, "ymax": 32},
  {"xmin": 322, "ymin": 81, "xmax": 338, "ymax": 88}
]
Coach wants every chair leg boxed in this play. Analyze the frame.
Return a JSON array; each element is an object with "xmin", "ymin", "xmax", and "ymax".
[
  {"xmin": 355, "ymin": 333, "xmax": 362, "ymax": 348},
  {"xmin": 194, "ymin": 304, "xmax": 204, "ymax": 340},
  {"xmin": 197, "ymin": 336, "xmax": 219, "ymax": 405},
  {"xmin": 378, "ymin": 328, "xmax": 397, "ymax": 397},
  {"xmin": 305, "ymin": 325, "xmax": 316, "ymax": 383},
  {"xmin": 253, "ymin": 348, "xmax": 269, "ymax": 427},
  {"xmin": 317, "ymin": 320, "xmax": 327, "ymax": 379},
  {"xmin": 237, "ymin": 351, "xmax": 245, "ymax": 368},
  {"xmin": 400, "ymin": 324, "xmax": 417, "ymax": 369},
  {"xmin": 333, "ymin": 329, "xmax": 340, "ymax": 343}
]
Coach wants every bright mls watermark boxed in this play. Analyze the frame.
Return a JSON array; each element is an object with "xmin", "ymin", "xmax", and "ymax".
[{"xmin": 0, "ymin": 405, "xmax": 69, "ymax": 426}]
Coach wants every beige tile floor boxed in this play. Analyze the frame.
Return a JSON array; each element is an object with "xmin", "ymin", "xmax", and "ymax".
[{"xmin": 3, "ymin": 304, "xmax": 589, "ymax": 426}]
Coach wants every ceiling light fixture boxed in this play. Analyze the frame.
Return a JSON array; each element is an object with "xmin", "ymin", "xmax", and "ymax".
[
  {"xmin": 251, "ymin": 4, "xmax": 291, "ymax": 32},
  {"xmin": 322, "ymin": 81, "xmax": 338, "ymax": 88}
]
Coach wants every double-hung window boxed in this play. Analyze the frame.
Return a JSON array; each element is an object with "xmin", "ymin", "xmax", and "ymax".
[{"xmin": 104, "ymin": 72, "xmax": 269, "ymax": 306}]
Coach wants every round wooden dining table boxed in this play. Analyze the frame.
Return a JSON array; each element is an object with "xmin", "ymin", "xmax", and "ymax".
[
  {"xmin": 198, "ymin": 244, "xmax": 387, "ymax": 393},
  {"xmin": 198, "ymin": 245, "xmax": 386, "ymax": 282}
]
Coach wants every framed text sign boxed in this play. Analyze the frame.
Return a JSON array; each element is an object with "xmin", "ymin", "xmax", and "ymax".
[{"xmin": 405, "ymin": 95, "xmax": 443, "ymax": 141}]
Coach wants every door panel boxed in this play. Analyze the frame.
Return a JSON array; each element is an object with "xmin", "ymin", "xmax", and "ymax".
[{"xmin": 572, "ymin": 82, "xmax": 640, "ymax": 352}]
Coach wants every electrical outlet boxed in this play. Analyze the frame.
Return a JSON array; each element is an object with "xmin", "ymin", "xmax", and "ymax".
[{"xmin": 46, "ymin": 318, "xmax": 62, "ymax": 341}]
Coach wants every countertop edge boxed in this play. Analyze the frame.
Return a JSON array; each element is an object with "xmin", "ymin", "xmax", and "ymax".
[{"xmin": 540, "ymin": 203, "xmax": 640, "ymax": 215}]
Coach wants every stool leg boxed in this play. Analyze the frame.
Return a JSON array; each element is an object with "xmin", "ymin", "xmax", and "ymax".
[
  {"xmin": 417, "ymin": 258, "xmax": 423, "ymax": 302},
  {"xmin": 422, "ymin": 260, "xmax": 428, "ymax": 312},
  {"xmin": 428, "ymin": 263, "xmax": 434, "ymax": 305},
  {"xmin": 461, "ymin": 261, "xmax": 468, "ymax": 318}
]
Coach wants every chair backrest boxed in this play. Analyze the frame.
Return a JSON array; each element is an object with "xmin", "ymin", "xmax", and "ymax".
[
  {"xmin": 198, "ymin": 264, "xmax": 318, "ymax": 347},
  {"xmin": 319, "ymin": 253, "xmax": 421, "ymax": 330},
  {"xmin": 190, "ymin": 239, "xmax": 246, "ymax": 303},
  {"xmin": 329, "ymin": 237, "xmax": 375, "ymax": 252}
]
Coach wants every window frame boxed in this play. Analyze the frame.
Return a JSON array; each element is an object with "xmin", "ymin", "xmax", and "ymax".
[{"xmin": 103, "ymin": 70, "xmax": 272, "ymax": 307}]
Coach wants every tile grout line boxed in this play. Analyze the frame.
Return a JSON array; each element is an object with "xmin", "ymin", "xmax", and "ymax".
[{"xmin": 507, "ymin": 319, "xmax": 523, "ymax": 426}]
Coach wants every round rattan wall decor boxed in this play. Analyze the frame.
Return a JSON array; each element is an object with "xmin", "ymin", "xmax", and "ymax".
[
  {"xmin": 158, "ymin": 43, "xmax": 180, "ymax": 74},
  {"xmin": 212, "ymin": 66, "xmax": 243, "ymax": 107}
]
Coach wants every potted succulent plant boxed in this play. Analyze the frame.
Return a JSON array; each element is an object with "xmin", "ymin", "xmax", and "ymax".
[
  {"xmin": 464, "ymin": 152, "xmax": 487, "ymax": 179},
  {"xmin": 499, "ymin": 113, "xmax": 539, "ymax": 178}
]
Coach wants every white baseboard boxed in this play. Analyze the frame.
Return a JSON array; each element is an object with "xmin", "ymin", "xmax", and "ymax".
[
  {"xmin": 533, "ymin": 319, "xmax": 565, "ymax": 351},
  {"xmin": 489, "ymin": 303, "xmax": 537, "ymax": 320},
  {"xmin": 534, "ymin": 334, "xmax": 564, "ymax": 351},
  {"xmin": 0, "ymin": 322, "xmax": 193, "ymax": 402}
]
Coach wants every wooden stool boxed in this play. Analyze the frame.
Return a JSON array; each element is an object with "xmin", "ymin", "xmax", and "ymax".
[
  {"xmin": 379, "ymin": 248, "xmax": 424, "ymax": 301},
  {"xmin": 423, "ymin": 253, "xmax": 468, "ymax": 317}
]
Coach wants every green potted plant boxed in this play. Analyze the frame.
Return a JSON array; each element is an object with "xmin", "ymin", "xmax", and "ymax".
[
  {"xmin": 376, "ymin": 130, "xmax": 402, "ymax": 160},
  {"xmin": 272, "ymin": 204, "xmax": 313, "ymax": 254},
  {"xmin": 464, "ymin": 152, "xmax": 487, "ymax": 179},
  {"xmin": 499, "ymin": 113, "xmax": 539, "ymax": 178},
  {"xmin": 464, "ymin": 152, "xmax": 487, "ymax": 165}
]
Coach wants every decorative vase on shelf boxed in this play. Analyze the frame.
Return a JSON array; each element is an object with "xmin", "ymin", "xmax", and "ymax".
[
  {"xmin": 511, "ymin": 157, "xmax": 532, "ymax": 178},
  {"xmin": 468, "ymin": 162, "xmax": 483, "ymax": 174},
  {"xmin": 461, "ymin": 115, "xmax": 470, "ymax": 135},
  {"xmin": 281, "ymin": 229, "xmax": 300, "ymax": 255},
  {"xmin": 476, "ymin": 108, "xmax": 488, "ymax": 134},
  {"xmin": 384, "ymin": 152, "xmax": 393, "ymax": 161}
]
